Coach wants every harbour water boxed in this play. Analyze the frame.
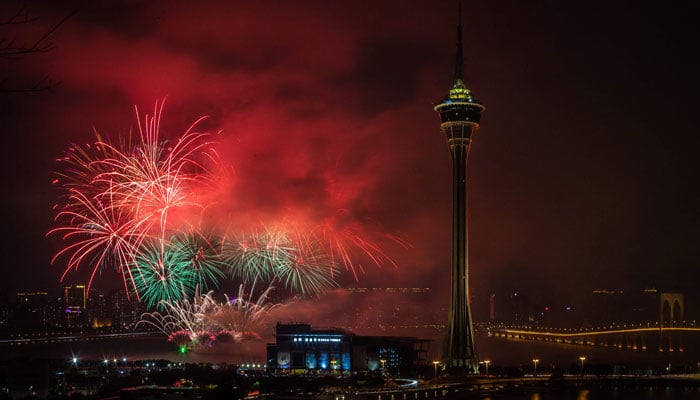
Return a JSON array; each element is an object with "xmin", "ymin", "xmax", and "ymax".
[
  {"xmin": 477, "ymin": 334, "xmax": 700, "ymax": 372},
  {"xmin": 3, "ymin": 331, "xmax": 699, "ymax": 370},
  {"xmin": 472, "ymin": 387, "xmax": 700, "ymax": 400},
  {"xmin": 0, "ymin": 333, "xmax": 266, "ymax": 364},
  {"xmin": 2, "ymin": 332, "xmax": 700, "ymax": 399}
]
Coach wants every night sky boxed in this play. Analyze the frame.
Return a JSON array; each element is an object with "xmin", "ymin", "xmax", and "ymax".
[{"xmin": 1, "ymin": 1, "xmax": 699, "ymax": 324}]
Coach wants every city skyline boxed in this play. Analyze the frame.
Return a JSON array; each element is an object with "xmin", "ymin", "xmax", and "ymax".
[
  {"xmin": 1, "ymin": 1, "xmax": 699, "ymax": 330},
  {"xmin": 3, "ymin": 284, "xmax": 685, "ymax": 332}
]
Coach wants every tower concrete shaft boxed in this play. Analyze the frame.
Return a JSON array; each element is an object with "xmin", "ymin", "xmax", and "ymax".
[
  {"xmin": 433, "ymin": 2, "xmax": 484, "ymax": 372},
  {"xmin": 440, "ymin": 118, "xmax": 480, "ymax": 371}
]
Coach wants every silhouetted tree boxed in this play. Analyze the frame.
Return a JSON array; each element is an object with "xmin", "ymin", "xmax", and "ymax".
[{"xmin": 0, "ymin": 3, "xmax": 72, "ymax": 92}]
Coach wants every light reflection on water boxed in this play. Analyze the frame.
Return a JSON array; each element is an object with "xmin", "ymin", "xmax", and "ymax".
[
  {"xmin": 4, "ymin": 334, "xmax": 700, "ymax": 399},
  {"xmin": 478, "ymin": 387, "xmax": 700, "ymax": 400},
  {"xmin": 1, "ymin": 334, "xmax": 268, "ymax": 364},
  {"xmin": 4, "ymin": 329, "xmax": 699, "ymax": 369},
  {"xmin": 477, "ymin": 334, "xmax": 700, "ymax": 370}
]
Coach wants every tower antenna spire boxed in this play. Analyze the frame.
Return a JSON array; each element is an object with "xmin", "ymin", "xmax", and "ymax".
[{"xmin": 454, "ymin": 0, "xmax": 465, "ymax": 84}]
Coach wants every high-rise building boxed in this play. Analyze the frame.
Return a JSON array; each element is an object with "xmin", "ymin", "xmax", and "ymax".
[
  {"xmin": 63, "ymin": 284, "xmax": 86, "ymax": 327},
  {"xmin": 433, "ymin": 2, "xmax": 485, "ymax": 371}
]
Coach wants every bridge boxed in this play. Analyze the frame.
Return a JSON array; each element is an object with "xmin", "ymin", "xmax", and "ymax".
[
  {"xmin": 487, "ymin": 324, "xmax": 700, "ymax": 352},
  {"xmin": 485, "ymin": 292, "xmax": 699, "ymax": 352},
  {"xmin": 0, "ymin": 331, "xmax": 158, "ymax": 346}
]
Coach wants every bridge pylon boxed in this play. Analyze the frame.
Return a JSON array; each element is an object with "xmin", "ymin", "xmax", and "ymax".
[{"xmin": 659, "ymin": 293, "xmax": 684, "ymax": 352}]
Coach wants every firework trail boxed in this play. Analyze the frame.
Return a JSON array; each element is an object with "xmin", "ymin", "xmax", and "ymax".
[{"xmin": 315, "ymin": 215, "xmax": 407, "ymax": 281}]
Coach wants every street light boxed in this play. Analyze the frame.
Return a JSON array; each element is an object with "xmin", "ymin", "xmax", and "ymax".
[
  {"xmin": 432, "ymin": 361, "xmax": 440, "ymax": 378},
  {"xmin": 482, "ymin": 360, "xmax": 491, "ymax": 376},
  {"xmin": 532, "ymin": 358, "xmax": 539, "ymax": 376},
  {"xmin": 579, "ymin": 356, "xmax": 586, "ymax": 375}
]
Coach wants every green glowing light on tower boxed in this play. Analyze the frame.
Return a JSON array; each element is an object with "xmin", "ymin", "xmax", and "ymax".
[
  {"xmin": 179, "ymin": 345, "xmax": 187, "ymax": 354},
  {"xmin": 447, "ymin": 79, "xmax": 474, "ymax": 101}
]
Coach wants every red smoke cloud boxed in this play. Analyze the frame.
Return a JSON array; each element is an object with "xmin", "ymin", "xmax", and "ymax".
[
  {"xmin": 12, "ymin": 1, "xmax": 456, "ymax": 324},
  {"xmin": 38, "ymin": 2, "xmax": 452, "ymax": 280},
  {"xmin": 5, "ymin": 1, "xmax": 699, "ymax": 333}
]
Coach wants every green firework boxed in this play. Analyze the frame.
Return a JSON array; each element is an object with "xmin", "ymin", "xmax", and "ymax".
[
  {"xmin": 221, "ymin": 230, "xmax": 295, "ymax": 283},
  {"xmin": 170, "ymin": 230, "xmax": 226, "ymax": 291},
  {"xmin": 130, "ymin": 239, "xmax": 198, "ymax": 309},
  {"xmin": 274, "ymin": 238, "xmax": 338, "ymax": 297}
]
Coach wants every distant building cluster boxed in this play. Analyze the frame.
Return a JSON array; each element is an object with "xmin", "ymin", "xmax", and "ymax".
[
  {"xmin": 346, "ymin": 287, "xmax": 432, "ymax": 294},
  {"xmin": 3, "ymin": 284, "xmax": 682, "ymax": 336},
  {"xmin": 266, "ymin": 323, "xmax": 430, "ymax": 375},
  {"xmin": 1, "ymin": 286, "xmax": 146, "ymax": 333},
  {"xmin": 337, "ymin": 287, "xmax": 444, "ymax": 334}
]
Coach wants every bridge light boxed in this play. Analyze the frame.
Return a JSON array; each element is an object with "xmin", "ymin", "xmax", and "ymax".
[{"xmin": 532, "ymin": 358, "xmax": 539, "ymax": 376}]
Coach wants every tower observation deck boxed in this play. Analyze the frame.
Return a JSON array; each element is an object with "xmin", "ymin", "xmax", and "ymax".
[{"xmin": 433, "ymin": 2, "xmax": 484, "ymax": 372}]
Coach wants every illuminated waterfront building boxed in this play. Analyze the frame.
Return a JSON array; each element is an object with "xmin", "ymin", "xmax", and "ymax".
[
  {"xmin": 266, "ymin": 323, "xmax": 429, "ymax": 374},
  {"xmin": 433, "ymin": 3, "xmax": 484, "ymax": 371}
]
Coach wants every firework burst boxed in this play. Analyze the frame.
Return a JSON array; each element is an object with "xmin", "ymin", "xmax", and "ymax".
[
  {"xmin": 137, "ymin": 287, "xmax": 218, "ymax": 347},
  {"xmin": 221, "ymin": 227, "xmax": 339, "ymax": 297},
  {"xmin": 207, "ymin": 283, "xmax": 276, "ymax": 336},
  {"xmin": 220, "ymin": 229, "xmax": 293, "ymax": 284},
  {"xmin": 271, "ymin": 234, "xmax": 338, "ymax": 296},
  {"xmin": 263, "ymin": 215, "xmax": 408, "ymax": 282},
  {"xmin": 49, "ymin": 101, "xmax": 221, "ymax": 297},
  {"xmin": 50, "ymin": 101, "xmax": 401, "ymax": 316},
  {"xmin": 138, "ymin": 284, "xmax": 277, "ymax": 349}
]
